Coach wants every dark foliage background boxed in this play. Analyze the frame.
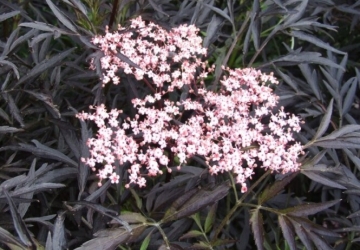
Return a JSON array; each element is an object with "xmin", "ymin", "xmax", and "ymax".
[{"xmin": 0, "ymin": 0, "xmax": 359, "ymax": 249}]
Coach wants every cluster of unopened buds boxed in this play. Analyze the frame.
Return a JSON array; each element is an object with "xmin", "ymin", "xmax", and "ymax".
[{"xmin": 77, "ymin": 16, "xmax": 303, "ymax": 192}]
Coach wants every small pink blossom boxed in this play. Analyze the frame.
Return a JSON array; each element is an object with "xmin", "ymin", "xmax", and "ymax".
[{"xmin": 77, "ymin": 17, "xmax": 304, "ymax": 191}]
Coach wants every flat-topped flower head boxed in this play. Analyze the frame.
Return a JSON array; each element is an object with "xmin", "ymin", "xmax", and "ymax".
[{"xmin": 79, "ymin": 17, "xmax": 303, "ymax": 191}]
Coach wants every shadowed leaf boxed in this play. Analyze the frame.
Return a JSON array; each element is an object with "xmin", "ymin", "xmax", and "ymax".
[
  {"xmin": 250, "ymin": 208, "xmax": 264, "ymax": 250},
  {"xmin": 0, "ymin": 226, "xmax": 25, "ymax": 248},
  {"xmin": 53, "ymin": 212, "xmax": 66, "ymax": 250},
  {"xmin": 279, "ymin": 199, "xmax": 340, "ymax": 217},
  {"xmin": 278, "ymin": 215, "xmax": 296, "ymax": 250},
  {"xmin": 259, "ymin": 172, "xmax": 298, "ymax": 205},
  {"xmin": 75, "ymin": 225, "xmax": 145, "ymax": 250},
  {"xmin": 15, "ymin": 48, "xmax": 76, "ymax": 87},
  {"xmin": 290, "ymin": 30, "xmax": 346, "ymax": 55},
  {"xmin": 46, "ymin": 0, "xmax": 77, "ymax": 32},
  {"xmin": 0, "ymin": 10, "xmax": 20, "ymax": 22},
  {"xmin": 290, "ymin": 218, "xmax": 313, "ymax": 250},
  {"xmin": 313, "ymin": 99, "xmax": 334, "ymax": 141},
  {"xmin": 162, "ymin": 183, "xmax": 229, "ymax": 223},
  {"xmin": 0, "ymin": 126, "xmax": 23, "ymax": 133},
  {"xmin": 3, "ymin": 189, "xmax": 34, "ymax": 247}
]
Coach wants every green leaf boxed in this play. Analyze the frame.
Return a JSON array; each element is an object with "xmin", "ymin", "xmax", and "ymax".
[
  {"xmin": 179, "ymin": 230, "xmax": 203, "ymax": 240},
  {"xmin": 130, "ymin": 188, "xmax": 142, "ymax": 210},
  {"xmin": 118, "ymin": 212, "xmax": 147, "ymax": 224},
  {"xmin": 204, "ymin": 203, "xmax": 217, "ymax": 233},
  {"xmin": 140, "ymin": 230, "xmax": 154, "ymax": 250},
  {"xmin": 190, "ymin": 241, "xmax": 212, "ymax": 250},
  {"xmin": 191, "ymin": 212, "xmax": 202, "ymax": 230},
  {"xmin": 250, "ymin": 208, "xmax": 264, "ymax": 250}
]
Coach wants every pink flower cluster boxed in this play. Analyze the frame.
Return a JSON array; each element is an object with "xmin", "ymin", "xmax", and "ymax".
[{"xmin": 77, "ymin": 17, "xmax": 303, "ymax": 192}]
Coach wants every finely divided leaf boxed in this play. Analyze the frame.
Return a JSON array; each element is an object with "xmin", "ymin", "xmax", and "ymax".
[
  {"xmin": 75, "ymin": 226, "xmax": 144, "ymax": 250},
  {"xmin": 250, "ymin": 209, "xmax": 264, "ymax": 250},
  {"xmin": 283, "ymin": 0, "xmax": 308, "ymax": 27},
  {"xmin": 279, "ymin": 199, "xmax": 341, "ymax": 217},
  {"xmin": 162, "ymin": 183, "xmax": 229, "ymax": 223},
  {"xmin": 258, "ymin": 172, "xmax": 298, "ymax": 205},
  {"xmin": 46, "ymin": 0, "xmax": 77, "ymax": 32},
  {"xmin": 15, "ymin": 48, "xmax": 76, "ymax": 87},
  {"xmin": 278, "ymin": 215, "xmax": 296, "ymax": 250},
  {"xmin": 271, "ymin": 52, "xmax": 345, "ymax": 70},
  {"xmin": 0, "ymin": 10, "xmax": 20, "ymax": 22},
  {"xmin": 290, "ymin": 218, "xmax": 313, "ymax": 250},
  {"xmin": 290, "ymin": 30, "xmax": 345, "ymax": 55},
  {"xmin": 3, "ymin": 189, "xmax": 34, "ymax": 247},
  {"xmin": 0, "ymin": 59, "xmax": 20, "ymax": 79},
  {"xmin": 0, "ymin": 126, "xmax": 23, "ymax": 133},
  {"xmin": 0, "ymin": 226, "xmax": 26, "ymax": 248},
  {"xmin": 313, "ymin": 99, "xmax": 333, "ymax": 141},
  {"xmin": 301, "ymin": 170, "xmax": 346, "ymax": 189},
  {"xmin": 53, "ymin": 212, "xmax": 66, "ymax": 250}
]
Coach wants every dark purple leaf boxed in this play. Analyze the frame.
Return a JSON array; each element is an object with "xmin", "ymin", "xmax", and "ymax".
[
  {"xmin": 75, "ymin": 225, "xmax": 145, "ymax": 250},
  {"xmin": 0, "ymin": 10, "xmax": 20, "ymax": 22},
  {"xmin": 250, "ymin": 209, "xmax": 264, "ymax": 250},
  {"xmin": 258, "ymin": 172, "xmax": 298, "ymax": 205},
  {"xmin": 162, "ymin": 183, "xmax": 229, "ymax": 222},
  {"xmin": 0, "ymin": 226, "xmax": 25, "ymax": 248},
  {"xmin": 15, "ymin": 48, "xmax": 76, "ymax": 87},
  {"xmin": 272, "ymin": 52, "xmax": 345, "ymax": 70},
  {"xmin": 283, "ymin": 0, "xmax": 308, "ymax": 27},
  {"xmin": 291, "ymin": 30, "xmax": 345, "ymax": 55},
  {"xmin": 280, "ymin": 199, "xmax": 341, "ymax": 217},
  {"xmin": 53, "ymin": 212, "xmax": 66, "ymax": 250},
  {"xmin": 46, "ymin": 0, "xmax": 77, "ymax": 32},
  {"xmin": 0, "ymin": 126, "xmax": 23, "ymax": 133},
  {"xmin": 16, "ymin": 140, "xmax": 77, "ymax": 167},
  {"xmin": 290, "ymin": 217, "xmax": 313, "ymax": 250},
  {"xmin": 1, "ymin": 93, "xmax": 24, "ymax": 127},
  {"xmin": 1, "ymin": 183, "xmax": 65, "ymax": 197},
  {"xmin": 3, "ymin": 189, "xmax": 34, "ymax": 247},
  {"xmin": 278, "ymin": 215, "xmax": 296, "ymax": 250},
  {"xmin": 308, "ymin": 232, "xmax": 333, "ymax": 250},
  {"xmin": 301, "ymin": 170, "xmax": 347, "ymax": 189}
]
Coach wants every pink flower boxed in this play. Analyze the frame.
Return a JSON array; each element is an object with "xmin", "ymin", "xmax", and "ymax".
[{"xmin": 77, "ymin": 17, "xmax": 303, "ymax": 192}]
